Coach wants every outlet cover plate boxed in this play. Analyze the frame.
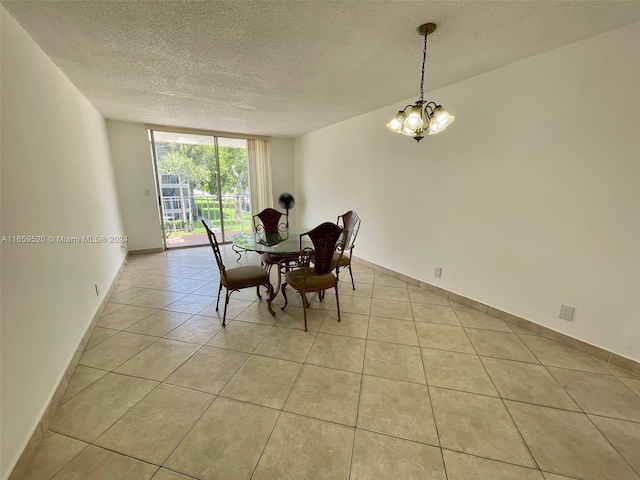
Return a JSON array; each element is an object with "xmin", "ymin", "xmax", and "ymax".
[
  {"xmin": 434, "ymin": 267, "xmax": 442, "ymax": 278},
  {"xmin": 559, "ymin": 304, "xmax": 574, "ymax": 321}
]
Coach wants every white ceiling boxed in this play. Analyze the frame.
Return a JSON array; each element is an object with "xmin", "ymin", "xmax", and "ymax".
[{"xmin": 4, "ymin": 1, "xmax": 640, "ymax": 138}]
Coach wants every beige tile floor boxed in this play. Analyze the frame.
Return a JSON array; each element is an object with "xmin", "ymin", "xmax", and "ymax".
[{"xmin": 23, "ymin": 246, "xmax": 640, "ymax": 480}]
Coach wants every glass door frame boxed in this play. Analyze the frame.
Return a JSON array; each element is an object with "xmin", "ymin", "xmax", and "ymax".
[{"xmin": 148, "ymin": 125, "xmax": 267, "ymax": 250}]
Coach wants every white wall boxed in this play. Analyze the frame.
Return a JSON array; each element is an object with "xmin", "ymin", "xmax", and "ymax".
[
  {"xmin": 271, "ymin": 137, "xmax": 296, "ymax": 224},
  {"xmin": 0, "ymin": 8, "xmax": 126, "ymax": 478},
  {"xmin": 295, "ymin": 22, "xmax": 640, "ymax": 362},
  {"xmin": 107, "ymin": 121, "xmax": 164, "ymax": 251}
]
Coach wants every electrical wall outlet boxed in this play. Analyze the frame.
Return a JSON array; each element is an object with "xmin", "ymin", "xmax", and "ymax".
[
  {"xmin": 434, "ymin": 267, "xmax": 442, "ymax": 278},
  {"xmin": 559, "ymin": 304, "xmax": 574, "ymax": 321}
]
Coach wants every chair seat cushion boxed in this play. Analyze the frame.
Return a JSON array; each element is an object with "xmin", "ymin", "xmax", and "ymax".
[
  {"xmin": 331, "ymin": 252, "xmax": 350, "ymax": 268},
  {"xmin": 285, "ymin": 267, "xmax": 336, "ymax": 291},
  {"xmin": 224, "ymin": 265, "xmax": 270, "ymax": 289}
]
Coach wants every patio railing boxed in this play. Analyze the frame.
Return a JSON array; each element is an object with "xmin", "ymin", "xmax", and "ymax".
[{"xmin": 162, "ymin": 193, "xmax": 252, "ymax": 236}]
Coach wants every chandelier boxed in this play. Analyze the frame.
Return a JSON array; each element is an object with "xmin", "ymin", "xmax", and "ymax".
[{"xmin": 386, "ymin": 23, "xmax": 455, "ymax": 142}]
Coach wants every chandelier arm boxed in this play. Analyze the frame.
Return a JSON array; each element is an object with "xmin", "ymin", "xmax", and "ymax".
[{"xmin": 424, "ymin": 101, "xmax": 438, "ymax": 117}]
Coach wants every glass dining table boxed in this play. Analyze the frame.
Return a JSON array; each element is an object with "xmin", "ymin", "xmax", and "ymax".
[
  {"xmin": 230, "ymin": 228, "xmax": 314, "ymax": 298},
  {"xmin": 230, "ymin": 228, "xmax": 313, "ymax": 259}
]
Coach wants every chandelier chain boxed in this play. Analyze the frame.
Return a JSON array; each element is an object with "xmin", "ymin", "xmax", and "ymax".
[{"xmin": 419, "ymin": 31, "xmax": 428, "ymax": 102}]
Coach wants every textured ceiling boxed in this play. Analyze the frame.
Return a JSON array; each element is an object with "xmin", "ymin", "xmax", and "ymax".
[{"xmin": 3, "ymin": 1, "xmax": 640, "ymax": 137}]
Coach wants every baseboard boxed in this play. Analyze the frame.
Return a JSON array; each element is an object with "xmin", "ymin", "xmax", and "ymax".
[
  {"xmin": 8, "ymin": 257, "xmax": 127, "ymax": 480},
  {"xmin": 352, "ymin": 256, "xmax": 640, "ymax": 376},
  {"xmin": 129, "ymin": 246, "xmax": 164, "ymax": 255}
]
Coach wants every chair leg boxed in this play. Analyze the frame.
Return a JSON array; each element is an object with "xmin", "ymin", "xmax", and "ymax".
[
  {"xmin": 222, "ymin": 290, "xmax": 231, "ymax": 327},
  {"xmin": 256, "ymin": 285, "xmax": 262, "ymax": 300},
  {"xmin": 281, "ymin": 283, "xmax": 289, "ymax": 310},
  {"xmin": 334, "ymin": 284, "xmax": 341, "ymax": 322},
  {"xmin": 265, "ymin": 282, "xmax": 276, "ymax": 316},
  {"xmin": 301, "ymin": 289, "xmax": 308, "ymax": 332},
  {"xmin": 216, "ymin": 283, "xmax": 223, "ymax": 311},
  {"xmin": 348, "ymin": 264, "xmax": 355, "ymax": 290}
]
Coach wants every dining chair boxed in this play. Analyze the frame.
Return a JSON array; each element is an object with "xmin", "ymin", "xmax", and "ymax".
[
  {"xmin": 333, "ymin": 210, "xmax": 361, "ymax": 290},
  {"xmin": 280, "ymin": 222, "xmax": 345, "ymax": 331},
  {"xmin": 253, "ymin": 207, "xmax": 295, "ymax": 273},
  {"xmin": 202, "ymin": 219, "xmax": 275, "ymax": 326}
]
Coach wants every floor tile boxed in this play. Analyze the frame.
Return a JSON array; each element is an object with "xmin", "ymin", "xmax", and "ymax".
[
  {"xmin": 518, "ymin": 335, "xmax": 609, "ymax": 374},
  {"xmin": 452, "ymin": 306, "xmax": 512, "ymax": 332},
  {"xmin": 337, "ymin": 282, "xmax": 373, "ymax": 298},
  {"xmin": 61, "ymin": 366, "xmax": 108, "ymax": 403},
  {"xmin": 165, "ymin": 397, "xmax": 279, "ymax": 480},
  {"xmin": 305, "ymin": 333, "xmax": 366, "ymax": 373},
  {"xmin": 94, "ymin": 384, "xmax": 213, "ymax": 465},
  {"xmin": 49, "ymin": 373, "xmax": 157, "ymax": 442},
  {"xmin": 51, "ymin": 445, "xmax": 157, "ymax": 480},
  {"xmin": 481, "ymin": 357, "xmax": 580, "ymax": 411},
  {"xmin": 125, "ymin": 310, "xmax": 192, "ymax": 337},
  {"xmin": 165, "ymin": 278, "xmax": 211, "ymax": 294},
  {"xmin": 408, "ymin": 288, "xmax": 450, "ymax": 306},
  {"xmin": 132, "ymin": 290, "xmax": 188, "ymax": 309},
  {"xmin": 373, "ymin": 272, "xmax": 407, "ymax": 287},
  {"xmin": 588, "ymin": 414, "xmax": 640, "ymax": 474},
  {"xmin": 197, "ymin": 298, "xmax": 253, "ymax": 321},
  {"xmin": 97, "ymin": 305, "xmax": 159, "ymax": 330},
  {"xmin": 620, "ymin": 376, "xmax": 640, "ymax": 395},
  {"xmin": 100, "ymin": 302, "xmax": 126, "ymax": 317},
  {"xmin": 284, "ymin": 364, "xmax": 361, "ymax": 426},
  {"xmin": 165, "ymin": 294, "xmax": 214, "ymax": 314},
  {"xmin": 443, "ymin": 450, "xmax": 545, "ymax": 480},
  {"xmin": 329, "ymin": 295, "xmax": 371, "ymax": 315},
  {"xmin": 114, "ymin": 339, "xmax": 199, "ymax": 381},
  {"xmin": 252, "ymin": 412, "xmax": 354, "ymax": 480},
  {"xmin": 422, "ymin": 349, "xmax": 498, "ymax": 396},
  {"xmin": 291, "ymin": 291, "xmax": 335, "ymax": 310},
  {"xmin": 206, "ymin": 320, "xmax": 272, "ymax": 353},
  {"xmin": 109, "ymin": 287, "xmax": 159, "ymax": 306},
  {"xmin": 412, "ymin": 304, "xmax": 461, "ymax": 325},
  {"xmin": 430, "ymin": 387, "xmax": 535, "ymax": 467},
  {"xmin": 370, "ymin": 298, "xmax": 414, "ymax": 321},
  {"xmin": 367, "ymin": 316, "xmax": 419, "ymax": 346},
  {"xmin": 221, "ymin": 355, "xmax": 302, "ymax": 409},
  {"xmin": 318, "ymin": 311, "xmax": 369, "ymax": 338},
  {"xmin": 85, "ymin": 327, "xmax": 120, "ymax": 349},
  {"xmin": 364, "ymin": 340, "xmax": 426, "ymax": 384},
  {"xmin": 351, "ymin": 430, "xmax": 446, "ymax": 480},
  {"xmin": 542, "ymin": 474, "xmax": 577, "ymax": 480},
  {"xmin": 357, "ymin": 375, "xmax": 438, "ymax": 445},
  {"xmin": 506, "ymin": 400, "xmax": 638, "ymax": 480},
  {"xmin": 600, "ymin": 361, "xmax": 640, "ymax": 379},
  {"xmin": 235, "ymin": 301, "xmax": 281, "ymax": 325},
  {"xmin": 277, "ymin": 306, "xmax": 328, "ymax": 331},
  {"xmin": 372, "ymin": 285, "xmax": 409, "ymax": 302},
  {"xmin": 253, "ymin": 326, "xmax": 316, "ymax": 362},
  {"xmin": 165, "ymin": 346, "xmax": 249, "ymax": 394},
  {"xmin": 164, "ymin": 314, "xmax": 224, "ymax": 344},
  {"xmin": 24, "ymin": 431, "xmax": 88, "ymax": 480},
  {"xmin": 137, "ymin": 276, "xmax": 182, "ymax": 290},
  {"xmin": 547, "ymin": 367, "xmax": 640, "ymax": 422},
  {"xmin": 150, "ymin": 469, "xmax": 193, "ymax": 480},
  {"xmin": 79, "ymin": 332, "xmax": 157, "ymax": 371},
  {"xmin": 466, "ymin": 328, "xmax": 539, "ymax": 363},
  {"xmin": 415, "ymin": 323, "xmax": 475, "ymax": 354}
]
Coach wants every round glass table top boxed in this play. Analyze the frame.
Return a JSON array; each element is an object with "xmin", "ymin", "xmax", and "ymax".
[{"xmin": 231, "ymin": 228, "xmax": 313, "ymax": 254}]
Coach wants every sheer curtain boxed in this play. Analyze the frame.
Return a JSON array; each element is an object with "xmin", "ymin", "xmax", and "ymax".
[{"xmin": 247, "ymin": 138, "xmax": 273, "ymax": 215}]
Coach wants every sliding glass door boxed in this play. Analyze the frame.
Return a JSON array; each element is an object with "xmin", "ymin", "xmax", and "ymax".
[{"xmin": 150, "ymin": 130, "xmax": 251, "ymax": 248}]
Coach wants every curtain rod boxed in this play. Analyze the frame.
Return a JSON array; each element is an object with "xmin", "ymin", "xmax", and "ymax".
[{"xmin": 145, "ymin": 124, "xmax": 271, "ymax": 141}]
